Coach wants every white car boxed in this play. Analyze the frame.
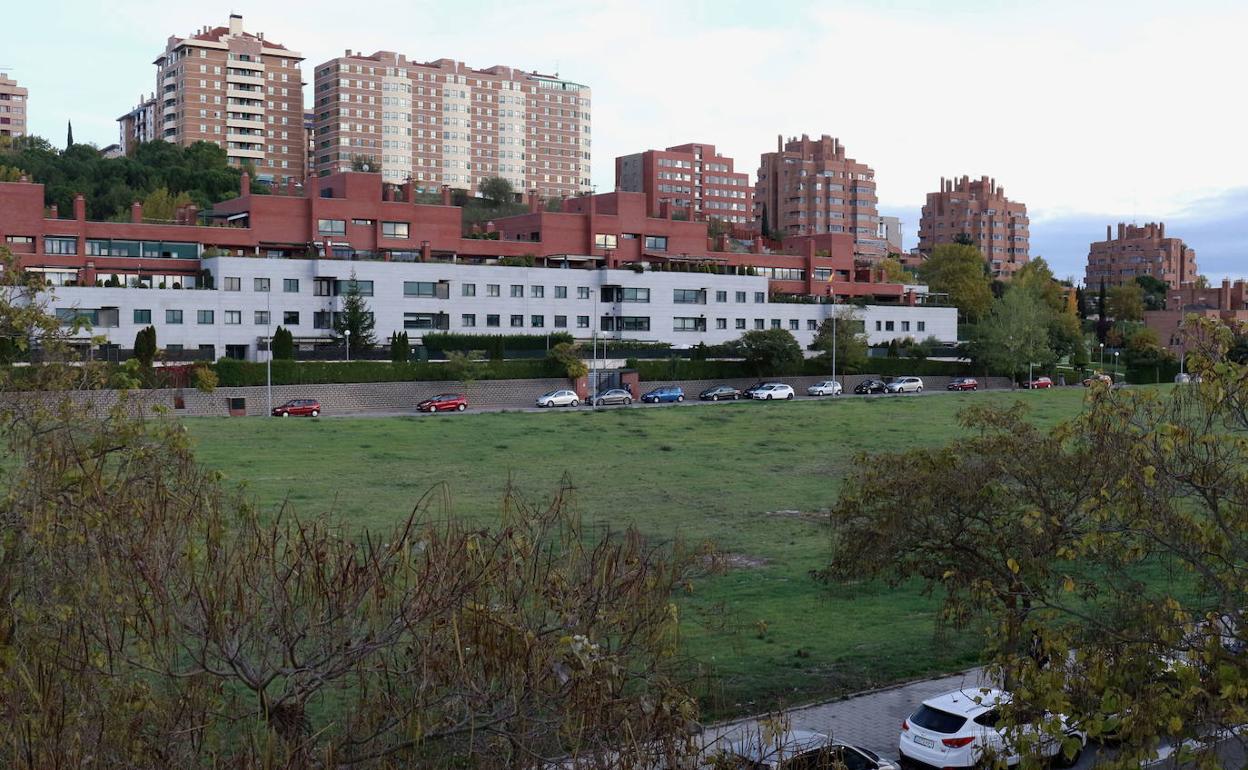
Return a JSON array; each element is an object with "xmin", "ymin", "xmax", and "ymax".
[
  {"xmin": 900, "ymin": 688, "xmax": 1085, "ymax": 769},
  {"xmin": 752, "ymin": 383, "xmax": 795, "ymax": 400},
  {"xmin": 886, "ymin": 376, "xmax": 924, "ymax": 393},
  {"xmin": 716, "ymin": 729, "xmax": 899, "ymax": 770},
  {"xmin": 807, "ymin": 380, "xmax": 843, "ymax": 397},
  {"xmin": 536, "ymin": 389, "xmax": 579, "ymax": 408}
]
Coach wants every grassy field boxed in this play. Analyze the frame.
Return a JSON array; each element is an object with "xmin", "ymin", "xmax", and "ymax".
[{"xmin": 186, "ymin": 389, "xmax": 1090, "ymax": 716}]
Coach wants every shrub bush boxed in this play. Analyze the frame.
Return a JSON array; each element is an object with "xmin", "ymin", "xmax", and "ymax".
[{"xmin": 211, "ymin": 358, "xmax": 561, "ymax": 387}]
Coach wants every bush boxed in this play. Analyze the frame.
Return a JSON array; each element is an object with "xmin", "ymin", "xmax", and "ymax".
[
  {"xmin": 423, "ymin": 332, "xmax": 573, "ymax": 358},
  {"xmin": 210, "ymin": 358, "xmax": 560, "ymax": 387},
  {"xmin": 271, "ymin": 326, "xmax": 295, "ymax": 360},
  {"xmin": 547, "ymin": 343, "xmax": 587, "ymax": 379}
]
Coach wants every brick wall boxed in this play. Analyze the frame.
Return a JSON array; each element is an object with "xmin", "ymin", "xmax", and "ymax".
[{"xmin": 643, "ymin": 374, "xmax": 1016, "ymax": 395}]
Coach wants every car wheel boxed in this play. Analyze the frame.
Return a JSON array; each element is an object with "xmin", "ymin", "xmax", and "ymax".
[
  {"xmin": 310, "ymin": 409, "xmax": 319, "ymax": 417},
  {"xmin": 570, "ymin": 399, "xmax": 579, "ymax": 407},
  {"xmin": 457, "ymin": 404, "xmax": 466, "ymax": 411},
  {"xmin": 766, "ymin": 394, "xmax": 773, "ymax": 400},
  {"xmin": 711, "ymin": 395, "xmax": 718, "ymax": 401},
  {"xmin": 281, "ymin": 412, "xmax": 290, "ymax": 417},
  {"xmin": 786, "ymin": 393, "xmax": 793, "ymax": 400},
  {"xmin": 916, "ymin": 387, "xmax": 923, "ymax": 393},
  {"xmin": 624, "ymin": 398, "xmax": 631, "ymax": 405},
  {"xmin": 677, "ymin": 395, "xmax": 684, "ymax": 402}
]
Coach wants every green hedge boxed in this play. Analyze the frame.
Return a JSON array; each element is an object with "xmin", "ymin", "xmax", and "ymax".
[
  {"xmin": 212, "ymin": 358, "xmax": 562, "ymax": 387},
  {"xmin": 629, "ymin": 356, "xmax": 976, "ymax": 381},
  {"xmin": 422, "ymin": 332, "xmax": 573, "ymax": 353},
  {"xmin": 1126, "ymin": 362, "xmax": 1181, "ymax": 385}
]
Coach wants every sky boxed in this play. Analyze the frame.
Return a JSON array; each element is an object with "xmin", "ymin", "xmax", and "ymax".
[{"xmin": 6, "ymin": 0, "xmax": 1247, "ymax": 283}]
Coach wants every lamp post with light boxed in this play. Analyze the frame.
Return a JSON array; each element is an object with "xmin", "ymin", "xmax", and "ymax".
[{"xmin": 345, "ymin": 329, "xmax": 351, "ymax": 363}]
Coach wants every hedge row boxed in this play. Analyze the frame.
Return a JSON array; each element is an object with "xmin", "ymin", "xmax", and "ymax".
[
  {"xmin": 211, "ymin": 358, "xmax": 562, "ymax": 387},
  {"xmin": 1126, "ymin": 362, "xmax": 1182, "ymax": 385},
  {"xmin": 627, "ymin": 356, "xmax": 975, "ymax": 381},
  {"xmin": 421, "ymin": 333, "xmax": 574, "ymax": 353}
]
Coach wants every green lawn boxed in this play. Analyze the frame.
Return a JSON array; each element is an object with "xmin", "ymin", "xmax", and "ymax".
[{"xmin": 186, "ymin": 389, "xmax": 1090, "ymax": 716}]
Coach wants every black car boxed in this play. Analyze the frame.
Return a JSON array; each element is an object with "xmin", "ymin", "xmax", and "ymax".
[
  {"xmin": 699, "ymin": 384, "xmax": 742, "ymax": 401},
  {"xmin": 854, "ymin": 379, "xmax": 888, "ymax": 394}
]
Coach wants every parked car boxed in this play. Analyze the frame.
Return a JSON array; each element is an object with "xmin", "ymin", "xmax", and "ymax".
[
  {"xmin": 947, "ymin": 377, "xmax": 979, "ymax": 391},
  {"xmin": 590, "ymin": 388, "xmax": 632, "ymax": 406},
  {"xmin": 1022, "ymin": 376, "xmax": 1054, "ymax": 389},
  {"xmin": 699, "ymin": 384, "xmax": 742, "ymax": 401},
  {"xmin": 272, "ymin": 398, "xmax": 321, "ymax": 417},
  {"xmin": 536, "ymin": 389, "xmax": 579, "ymax": 408},
  {"xmin": 886, "ymin": 376, "xmax": 925, "ymax": 394},
  {"xmin": 752, "ymin": 382, "xmax": 795, "ymax": 400},
  {"xmin": 807, "ymin": 380, "xmax": 843, "ymax": 397},
  {"xmin": 715, "ymin": 729, "xmax": 899, "ymax": 770},
  {"xmin": 1082, "ymin": 372, "xmax": 1113, "ymax": 387},
  {"xmin": 742, "ymin": 382, "xmax": 771, "ymax": 399},
  {"xmin": 641, "ymin": 386, "xmax": 685, "ymax": 403},
  {"xmin": 855, "ymin": 379, "xmax": 889, "ymax": 394},
  {"xmin": 899, "ymin": 688, "xmax": 1086, "ymax": 769},
  {"xmin": 417, "ymin": 393, "xmax": 468, "ymax": 412}
]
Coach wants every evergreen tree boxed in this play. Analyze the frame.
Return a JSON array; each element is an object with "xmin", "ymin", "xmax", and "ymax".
[
  {"xmin": 333, "ymin": 271, "xmax": 376, "ymax": 354},
  {"xmin": 66, "ymin": 121, "xmax": 74, "ymax": 148},
  {"xmin": 389, "ymin": 331, "xmax": 410, "ymax": 363},
  {"xmin": 271, "ymin": 326, "xmax": 294, "ymax": 360},
  {"xmin": 133, "ymin": 325, "xmax": 157, "ymax": 367}
]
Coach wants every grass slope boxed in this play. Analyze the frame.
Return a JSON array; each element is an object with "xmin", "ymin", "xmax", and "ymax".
[{"xmin": 186, "ymin": 389, "xmax": 1088, "ymax": 716}]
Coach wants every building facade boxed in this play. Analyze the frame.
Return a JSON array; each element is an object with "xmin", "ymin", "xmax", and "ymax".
[
  {"xmin": 878, "ymin": 216, "xmax": 902, "ymax": 254},
  {"xmin": 117, "ymin": 94, "xmax": 158, "ymax": 155},
  {"xmin": 0, "ymin": 74, "xmax": 28, "ymax": 139},
  {"xmin": 1086, "ymin": 222, "xmax": 1197, "ymax": 290},
  {"xmin": 917, "ymin": 176, "xmax": 1029, "ymax": 279},
  {"xmin": 614, "ymin": 143, "xmax": 751, "ymax": 224},
  {"xmin": 311, "ymin": 51, "xmax": 590, "ymax": 197},
  {"xmin": 754, "ymin": 134, "xmax": 886, "ymax": 258},
  {"xmin": 153, "ymin": 14, "xmax": 306, "ymax": 184}
]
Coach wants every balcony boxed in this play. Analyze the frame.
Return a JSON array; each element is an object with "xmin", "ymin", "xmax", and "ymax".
[
  {"xmin": 226, "ymin": 115, "xmax": 265, "ymax": 131},
  {"xmin": 226, "ymin": 71, "xmax": 265, "ymax": 88},
  {"xmin": 228, "ymin": 146, "xmax": 266, "ymax": 160}
]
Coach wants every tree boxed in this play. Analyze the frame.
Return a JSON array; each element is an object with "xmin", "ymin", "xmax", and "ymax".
[
  {"xmin": 333, "ymin": 270, "xmax": 376, "ymax": 354},
  {"xmin": 918, "ymin": 243, "xmax": 993, "ymax": 322},
  {"xmin": 1106, "ymin": 282, "xmax": 1145, "ymax": 322},
  {"xmin": 952, "ymin": 232, "xmax": 975, "ymax": 246},
  {"xmin": 878, "ymin": 257, "xmax": 909, "ymax": 283},
  {"xmin": 821, "ymin": 317, "xmax": 1248, "ymax": 768},
  {"xmin": 733, "ymin": 328, "xmax": 803, "ymax": 375},
  {"xmin": 477, "ymin": 175, "xmax": 515, "ymax": 207},
  {"xmin": 65, "ymin": 120, "xmax": 73, "ymax": 148},
  {"xmin": 1134, "ymin": 274, "xmax": 1169, "ymax": 311},
  {"xmin": 389, "ymin": 330, "xmax": 410, "ymax": 363},
  {"xmin": 810, "ymin": 307, "xmax": 868, "ymax": 373},
  {"xmin": 140, "ymin": 187, "xmax": 194, "ymax": 222},
  {"xmin": 349, "ymin": 153, "xmax": 378, "ymax": 172},
  {"xmin": 271, "ymin": 325, "xmax": 294, "ymax": 360},
  {"xmin": 1075, "ymin": 286, "xmax": 1087, "ymax": 319},
  {"xmin": 1012, "ymin": 258, "xmax": 1064, "ymax": 313},
  {"xmin": 132, "ymin": 325, "xmax": 157, "ymax": 367},
  {"xmin": 760, "ymin": 204, "xmax": 772, "ymax": 239},
  {"xmin": 547, "ymin": 342, "xmax": 587, "ymax": 378},
  {"xmin": 1122, "ymin": 325, "xmax": 1174, "ymax": 369},
  {"xmin": 444, "ymin": 349, "xmax": 482, "ymax": 384},
  {"xmin": 971, "ymin": 287, "xmax": 1054, "ymax": 382}
]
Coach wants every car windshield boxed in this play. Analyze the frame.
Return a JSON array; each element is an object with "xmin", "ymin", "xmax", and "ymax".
[
  {"xmin": 910, "ymin": 704, "xmax": 968, "ymax": 734},
  {"xmin": 541, "ymin": 391, "xmax": 559, "ymax": 398},
  {"xmin": 434, "ymin": 394, "xmax": 455, "ymax": 400}
]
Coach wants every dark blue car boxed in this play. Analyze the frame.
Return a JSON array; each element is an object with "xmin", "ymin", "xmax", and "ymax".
[{"xmin": 641, "ymin": 386, "xmax": 685, "ymax": 404}]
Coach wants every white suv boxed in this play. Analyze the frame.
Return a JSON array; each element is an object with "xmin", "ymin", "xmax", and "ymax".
[
  {"xmin": 886, "ymin": 376, "xmax": 924, "ymax": 394},
  {"xmin": 899, "ymin": 688, "xmax": 1085, "ymax": 769},
  {"xmin": 753, "ymin": 383, "xmax": 795, "ymax": 400},
  {"xmin": 808, "ymin": 380, "xmax": 843, "ymax": 396}
]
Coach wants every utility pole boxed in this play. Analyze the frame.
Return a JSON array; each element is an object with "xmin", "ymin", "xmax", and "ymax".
[{"xmin": 266, "ymin": 290, "xmax": 272, "ymax": 416}]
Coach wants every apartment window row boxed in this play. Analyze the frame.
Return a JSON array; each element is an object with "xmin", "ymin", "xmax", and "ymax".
[{"xmin": 874, "ymin": 320, "xmax": 927, "ymax": 333}]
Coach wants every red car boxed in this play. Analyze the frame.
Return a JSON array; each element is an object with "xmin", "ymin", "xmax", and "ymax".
[
  {"xmin": 1023, "ymin": 376, "xmax": 1054, "ymax": 389},
  {"xmin": 417, "ymin": 393, "xmax": 468, "ymax": 413},
  {"xmin": 272, "ymin": 398, "xmax": 321, "ymax": 417},
  {"xmin": 947, "ymin": 377, "xmax": 979, "ymax": 391}
]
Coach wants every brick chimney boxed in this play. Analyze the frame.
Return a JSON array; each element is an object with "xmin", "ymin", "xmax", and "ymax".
[
  {"xmin": 400, "ymin": 180, "xmax": 414, "ymax": 204},
  {"xmin": 49, "ymin": 204, "xmax": 58, "ymax": 219},
  {"xmin": 186, "ymin": 204, "xmax": 198, "ymax": 225},
  {"xmin": 528, "ymin": 189, "xmax": 541, "ymax": 213},
  {"xmin": 440, "ymin": 185, "xmax": 452, "ymax": 206},
  {"xmin": 420, "ymin": 240, "xmax": 431, "ymax": 262},
  {"xmin": 484, "ymin": 220, "xmax": 496, "ymax": 234},
  {"xmin": 240, "ymin": 170, "xmax": 251, "ymax": 197},
  {"xmin": 73, "ymin": 194, "xmax": 86, "ymax": 221},
  {"xmin": 659, "ymin": 199, "xmax": 671, "ymax": 220},
  {"xmin": 1222, "ymin": 278, "xmax": 1232, "ymax": 311},
  {"xmin": 131, "ymin": 201, "xmax": 143, "ymax": 223}
]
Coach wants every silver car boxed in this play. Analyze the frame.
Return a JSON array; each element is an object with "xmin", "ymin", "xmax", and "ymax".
[
  {"xmin": 590, "ymin": 388, "xmax": 633, "ymax": 406},
  {"xmin": 807, "ymin": 380, "xmax": 843, "ymax": 396},
  {"xmin": 536, "ymin": 389, "xmax": 579, "ymax": 408},
  {"xmin": 886, "ymin": 376, "xmax": 924, "ymax": 393}
]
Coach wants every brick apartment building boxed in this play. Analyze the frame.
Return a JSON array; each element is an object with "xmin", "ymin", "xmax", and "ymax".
[
  {"xmin": 146, "ymin": 14, "xmax": 306, "ymax": 185},
  {"xmin": 1085, "ymin": 222, "xmax": 1197, "ymax": 290},
  {"xmin": 614, "ymin": 143, "xmax": 752, "ymax": 224},
  {"xmin": 117, "ymin": 94, "xmax": 158, "ymax": 155},
  {"xmin": 0, "ymin": 74, "xmax": 28, "ymax": 139},
  {"xmin": 754, "ymin": 134, "xmax": 886, "ymax": 259},
  {"xmin": 917, "ymin": 176, "xmax": 1029, "ymax": 279},
  {"xmin": 311, "ymin": 51, "xmax": 590, "ymax": 198},
  {"xmin": 1145, "ymin": 279, "xmax": 1248, "ymax": 353}
]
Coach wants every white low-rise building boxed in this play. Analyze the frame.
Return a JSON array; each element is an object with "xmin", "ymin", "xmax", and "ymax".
[{"xmin": 45, "ymin": 258, "xmax": 958, "ymax": 360}]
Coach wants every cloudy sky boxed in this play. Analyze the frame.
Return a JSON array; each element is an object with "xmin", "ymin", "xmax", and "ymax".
[{"xmin": 7, "ymin": 0, "xmax": 1246, "ymax": 282}]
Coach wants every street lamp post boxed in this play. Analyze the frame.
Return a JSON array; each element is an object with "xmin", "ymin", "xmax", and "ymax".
[
  {"xmin": 345, "ymin": 329, "xmax": 351, "ymax": 363},
  {"xmin": 1099, "ymin": 342, "xmax": 1105, "ymax": 371},
  {"xmin": 1114, "ymin": 350, "xmax": 1120, "ymax": 380},
  {"xmin": 831, "ymin": 305, "xmax": 838, "ymax": 392},
  {"xmin": 266, "ymin": 290, "xmax": 272, "ymax": 417}
]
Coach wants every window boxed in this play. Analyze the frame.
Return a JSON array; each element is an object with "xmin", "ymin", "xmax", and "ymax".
[
  {"xmin": 487, "ymin": 283, "xmax": 500, "ymax": 297},
  {"xmin": 225, "ymin": 310, "xmax": 242, "ymax": 325},
  {"xmin": 643, "ymin": 235, "xmax": 668, "ymax": 251},
  {"xmin": 531, "ymin": 285, "xmax": 544, "ymax": 298},
  {"xmin": 283, "ymin": 311, "xmax": 299, "ymax": 325},
  {"xmin": 789, "ymin": 319, "xmax": 800, "ymax": 330},
  {"xmin": 716, "ymin": 318, "xmax": 727, "ymax": 330},
  {"xmin": 335, "ymin": 279, "xmax": 374, "ymax": 296},
  {"xmin": 224, "ymin": 276, "xmax": 241, "ymax": 291},
  {"xmin": 673, "ymin": 289, "xmax": 704, "ymax": 304},
  {"xmin": 45, "ymin": 237, "xmax": 77, "ymax": 255},
  {"xmin": 403, "ymin": 312, "xmax": 446, "ymax": 330},
  {"xmin": 735, "ymin": 291, "xmax": 746, "ymax": 303},
  {"xmin": 673, "ymin": 317, "xmax": 706, "ymax": 332},
  {"xmin": 918, "ymin": 321, "xmax": 926, "ymax": 332},
  {"xmin": 530, "ymin": 315, "xmax": 544, "ymax": 328},
  {"xmin": 462, "ymin": 283, "xmax": 476, "ymax": 297},
  {"xmin": 351, "ymin": 218, "xmax": 375, "ymax": 226},
  {"xmin": 885, "ymin": 321, "xmax": 895, "ymax": 331},
  {"xmin": 715, "ymin": 290, "xmax": 727, "ymax": 303},
  {"xmin": 577, "ymin": 286, "xmax": 591, "ymax": 299},
  {"xmin": 254, "ymin": 311, "xmax": 270, "ymax": 325},
  {"xmin": 254, "ymin": 277, "xmax": 270, "ymax": 292},
  {"xmin": 381, "ymin": 221, "xmax": 410, "ymax": 238},
  {"xmin": 577, "ymin": 315, "xmax": 589, "ymax": 328},
  {"xmin": 594, "ymin": 233, "xmax": 618, "ymax": 249},
  {"xmin": 754, "ymin": 319, "xmax": 765, "ymax": 330},
  {"xmin": 510, "ymin": 314, "xmax": 524, "ymax": 327},
  {"xmin": 133, "ymin": 309, "xmax": 151, "ymax": 324},
  {"xmin": 808, "ymin": 319, "xmax": 818, "ymax": 331},
  {"xmin": 461, "ymin": 313, "xmax": 476, "ymax": 327},
  {"xmin": 875, "ymin": 321, "xmax": 882, "ymax": 331},
  {"xmin": 313, "ymin": 312, "xmax": 333, "ymax": 329},
  {"xmin": 601, "ymin": 316, "xmax": 650, "ymax": 332},
  {"xmin": 166, "ymin": 309, "xmax": 183, "ymax": 325},
  {"xmin": 604, "ymin": 287, "xmax": 650, "ymax": 303},
  {"xmin": 404, "ymin": 281, "xmax": 438, "ymax": 298},
  {"xmin": 554, "ymin": 315, "xmax": 567, "ymax": 328},
  {"xmin": 486, "ymin": 314, "xmax": 500, "ymax": 327},
  {"xmin": 317, "ymin": 219, "xmax": 346, "ymax": 235},
  {"xmin": 754, "ymin": 292, "xmax": 766, "ymax": 303},
  {"xmin": 771, "ymin": 319, "xmax": 781, "ymax": 329},
  {"xmin": 736, "ymin": 318, "xmax": 746, "ymax": 329},
  {"xmin": 197, "ymin": 310, "xmax": 215, "ymax": 325},
  {"xmin": 555, "ymin": 285, "xmax": 567, "ymax": 298},
  {"xmin": 510, "ymin": 284, "xmax": 524, "ymax": 298},
  {"xmin": 283, "ymin": 278, "xmax": 300, "ymax": 293}
]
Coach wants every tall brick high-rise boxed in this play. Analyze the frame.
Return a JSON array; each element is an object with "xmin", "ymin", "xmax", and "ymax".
[
  {"xmin": 614, "ymin": 142, "xmax": 752, "ymax": 223},
  {"xmin": 1086, "ymin": 222, "xmax": 1196, "ymax": 290},
  {"xmin": 0, "ymin": 74, "xmax": 28, "ymax": 139},
  {"xmin": 117, "ymin": 94, "xmax": 158, "ymax": 155},
  {"xmin": 917, "ymin": 175, "xmax": 1029, "ymax": 279},
  {"xmin": 754, "ymin": 134, "xmax": 886, "ymax": 258},
  {"xmin": 152, "ymin": 14, "xmax": 305, "ymax": 184},
  {"xmin": 311, "ymin": 50, "xmax": 591, "ymax": 198}
]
